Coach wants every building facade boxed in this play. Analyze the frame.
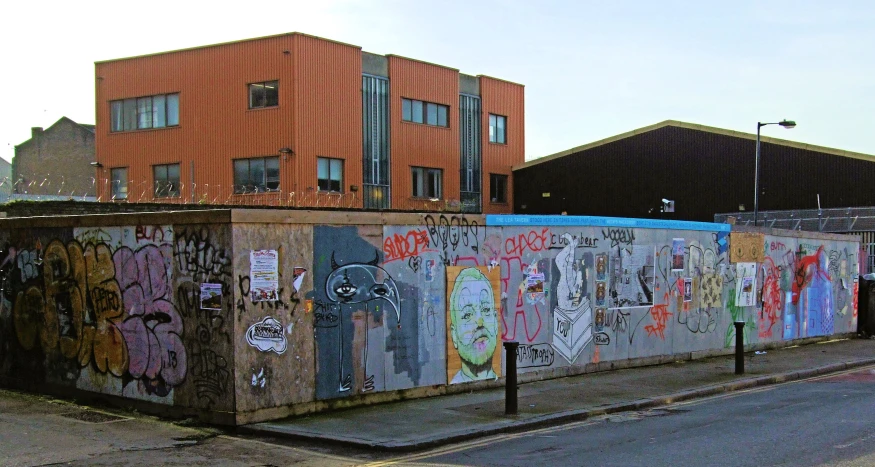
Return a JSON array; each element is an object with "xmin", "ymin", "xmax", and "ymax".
[
  {"xmin": 12, "ymin": 117, "xmax": 96, "ymax": 198},
  {"xmin": 513, "ymin": 120, "xmax": 875, "ymax": 222},
  {"xmin": 0, "ymin": 158, "xmax": 11, "ymax": 202},
  {"xmin": 94, "ymin": 33, "xmax": 524, "ymax": 213}
]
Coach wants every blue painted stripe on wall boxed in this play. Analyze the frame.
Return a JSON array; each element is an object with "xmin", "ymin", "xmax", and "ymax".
[{"xmin": 486, "ymin": 215, "xmax": 732, "ymax": 232}]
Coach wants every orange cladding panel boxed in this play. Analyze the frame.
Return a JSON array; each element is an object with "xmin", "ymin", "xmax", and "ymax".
[
  {"xmin": 293, "ymin": 35, "xmax": 363, "ymax": 204},
  {"xmin": 388, "ymin": 57, "xmax": 460, "ymax": 209},
  {"xmin": 480, "ymin": 77, "xmax": 524, "ymax": 214},
  {"xmin": 95, "ymin": 34, "xmax": 361, "ymax": 203}
]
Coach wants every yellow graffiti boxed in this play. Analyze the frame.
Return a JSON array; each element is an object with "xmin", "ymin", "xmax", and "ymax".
[{"xmin": 12, "ymin": 240, "xmax": 129, "ymax": 377}]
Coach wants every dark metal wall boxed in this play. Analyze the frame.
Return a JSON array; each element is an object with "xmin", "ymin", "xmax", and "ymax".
[{"xmin": 513, "ymin": 126, "xmax": 875, "ymax": 222}]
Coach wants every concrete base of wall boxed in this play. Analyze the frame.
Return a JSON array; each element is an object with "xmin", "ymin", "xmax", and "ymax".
[
  {"xmin": 231, "ymin": 333, "xmax": 859, "ymax": 426},
  {"xmin": 0, "ymin": 376, "xmax": 236, "ymax": 426}
]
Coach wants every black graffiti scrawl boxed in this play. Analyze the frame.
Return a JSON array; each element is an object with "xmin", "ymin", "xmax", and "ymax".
[{"xmin": 311, "ymin": 226, "xmax": 404, "ymax": 400}]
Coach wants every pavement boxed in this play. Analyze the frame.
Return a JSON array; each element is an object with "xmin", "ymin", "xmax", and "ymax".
[{"xmin": 241, "ymin": 337, "xmax": 875, "ymax": 452}]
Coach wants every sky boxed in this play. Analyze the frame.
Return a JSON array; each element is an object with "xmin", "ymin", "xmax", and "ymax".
[{"xmin": 2, "ymin": 0, "xmax": 873, "ymax": 164}]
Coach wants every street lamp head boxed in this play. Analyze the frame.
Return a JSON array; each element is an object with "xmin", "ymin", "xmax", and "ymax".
[{"xmin": 778, "ymin": 119, "xmax": 796, "ymax": 129}]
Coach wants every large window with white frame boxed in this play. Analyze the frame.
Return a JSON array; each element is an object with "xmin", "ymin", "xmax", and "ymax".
[
  {"xmin": 402, "ymin": 98, "xmax": 449, "ymax": 127},
  {"xmin": 234, "ymin": 157, "xmax": 279, "ymax": 193},
  {"xmin": 153, "ymin": 163, "xmax": 180, "ymax": 198},
  {"xmin": 412, "ymin": 167, "xmax": 442, "ymax": 199},
  {"xmin": 489, "ymin": 114, "xmax": 507, "ymax": 144},
  {"xmin": 111, "ymin": 93, "xmax": 179, "ymax": 132},
  {"xmin": 317, "ymin": 157, "xmax": 343, "ymax": 192},
  {"xmin": 248, "ymin": 81, "xmax": 279, "ymax": 109}
]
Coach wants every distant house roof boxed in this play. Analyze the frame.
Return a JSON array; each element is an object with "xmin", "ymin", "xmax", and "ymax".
[
  {"xmin": 515, "ymin": 120, "xmax": 875, "ymax": 171},
  {"xmin": 14, "ymin": 116, "xmax": 95, "ymax": 150}
]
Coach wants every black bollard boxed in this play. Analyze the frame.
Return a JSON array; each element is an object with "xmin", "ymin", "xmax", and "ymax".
[
  {"xmin": 734, "ymin": 321, "xmax": 745, "ymax": 374},
  {"xmin": 504, "ymin": 341, "xmax": 519, "ymax": 415}
]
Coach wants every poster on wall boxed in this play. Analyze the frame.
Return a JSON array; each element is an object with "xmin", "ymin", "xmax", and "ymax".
[
  {"xmin": 672, "ymin": 238, "xmax": 685, "ymax": 271},
  {"xmin": 609, "ymin": 245, "xmax": 656, "ymax": 309},
  {"xmin": 730, "ymin": 233, "xmax": 765, "ymax": 263},
  {"xmin": 736, "ymin": 262, "xmax": 757, "ymax": 307},
  {"xmin": 200, "ymin": 283, "xmax": 223, "ymax": 310},
  {"xmin": 701, "ymin": 273, "xmax": 724, "ymax": 308},
  {"xmin": 250, "ymin": 249, "xmax": 279, "ymax": 302},
  {"xmin": 683, "ymin": 278, "xmax": 693, "ymax": 302},
  {"xmin": 446, "ymin": 266, "xmax": 502, "ymax": 384}
]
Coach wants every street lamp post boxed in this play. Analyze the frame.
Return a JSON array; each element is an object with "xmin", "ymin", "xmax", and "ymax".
[{"xmin": 754, "ymin": 119, "xmax": 796, "ymax": 226}]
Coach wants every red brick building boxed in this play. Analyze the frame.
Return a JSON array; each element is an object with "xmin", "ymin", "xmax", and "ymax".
[{"xmin": 94, "ymin": 33, "xmax": 524, "ymax": 213}]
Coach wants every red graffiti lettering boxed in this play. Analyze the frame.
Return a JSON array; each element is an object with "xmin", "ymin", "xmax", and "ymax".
[
  {"xmin": 853, "ymin": 282, "xmax": 859, "ymax": 319},
  {"xmin": 792, "ymin": 246, "xmax": 830, "ymax": 305},
  {"xmin": 770, "ymin": 241, "xmax": 786, "ymax": 252},
  {"xmin": 760, "ymin": 258, "xmax": 782, "ymax": 339},
  {"xmin": 644, "ymin": 303, "xmax": 673, "ymax": 340},
  {"xmin": 135, "ymin": 225, "xmax": 166, "ymax": 243},
  {"xmin": 382, "ymin": 229, "xmax": 432, "ymax": 263},
  {"xmin": 504, "ymin": 228, "xmax": 550, "ymax": 256}
]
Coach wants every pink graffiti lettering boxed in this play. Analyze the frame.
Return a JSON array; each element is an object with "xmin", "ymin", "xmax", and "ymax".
[{"xmin": 114, "ymin": 245, "xmax": 187, "ymax": 389}]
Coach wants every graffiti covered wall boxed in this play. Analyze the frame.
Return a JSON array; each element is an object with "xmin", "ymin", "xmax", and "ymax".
[
  {"xmin": 0, "ymin": 220, "xmax": 236, "ymax": 416},
  {"xmin": 0, "ymin": 211, "xmax": 860, "ymax": 423}
]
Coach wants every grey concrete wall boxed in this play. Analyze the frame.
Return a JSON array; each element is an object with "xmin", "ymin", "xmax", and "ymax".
[{"xmin": 362, "ymin": 52, "xmax": 389, "ymax": 77}]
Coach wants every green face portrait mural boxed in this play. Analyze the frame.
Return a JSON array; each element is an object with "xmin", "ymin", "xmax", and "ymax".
[{"xmin": 446, "ymin": 266, "xmax": 501, "ymax": 384}]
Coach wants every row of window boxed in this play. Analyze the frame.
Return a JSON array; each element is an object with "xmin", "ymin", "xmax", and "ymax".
[
  {"xmin": 110, "ymin": 84, "xmax": 509, "ymax": 143},
  {"xmin": 109, "ymin": 159, "xmax": 508, "ymax": 203},
  {"xmin": 110, "ymin": 93, "xmax": 180, "ymax": 132}
]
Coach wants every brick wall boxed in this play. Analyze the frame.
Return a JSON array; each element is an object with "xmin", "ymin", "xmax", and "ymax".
[{"xmin": 12, "ymin": 118, "xmax": 95, "ymax": 197}]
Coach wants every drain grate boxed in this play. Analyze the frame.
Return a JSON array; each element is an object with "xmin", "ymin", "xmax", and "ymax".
[{"xmin": 59, "ymin": 410, "xmax": 129, "ymax": 424}]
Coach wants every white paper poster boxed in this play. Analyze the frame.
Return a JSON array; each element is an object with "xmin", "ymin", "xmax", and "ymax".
[
  {"xmin": 735, "ymin": 262, "xmax": 757, "ymax": 307},
  {"xmin": 250, "ymin": 250, "xmax": 279, "ymax": 302}
]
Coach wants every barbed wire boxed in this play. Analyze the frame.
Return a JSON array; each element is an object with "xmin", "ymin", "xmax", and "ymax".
[{"xmin": 0, "ymin": 177, "xmax": 477, "ymax": 212}]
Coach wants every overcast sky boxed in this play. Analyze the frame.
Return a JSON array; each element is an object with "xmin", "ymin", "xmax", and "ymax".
[{"xmin": 2, "ymin": 0, "xmax": 873, "ymax": 164}]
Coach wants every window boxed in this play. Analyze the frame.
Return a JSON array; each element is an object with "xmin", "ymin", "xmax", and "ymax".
[
  {"xmin": 489, "ymin": 114, "xmax": 507, "ymax": 144},
  {"xmin": 412, "ymin": 167, "xmax": 442, "ymax": 199},
  {"xmin": 110, "ymin": 167, "xmax": 128, "ymax": 200},
  {"xmin": 317, "ymin": 157, "xmax": 343, "ymax": 192},
  {"xmin": 402, "ymin": 98, "xmax": 448, "ymax": 127},
  {"xmin": 111, "ymin": 93, "xmax": 179, "ymax": 132},
  {"xmin": 249, "ymin": 81, "xmax": 279, "ymax": 109},
  {"xmin": 234, "ymin": 157, "xmax": 280, "ymax": 193},
  {"xmin": 153, "ymin": 163, "xmax": 180, "ymax": 198},
  {"xmin": 490, "ymin": 174, "xmax": 508, "ymax": 203}
]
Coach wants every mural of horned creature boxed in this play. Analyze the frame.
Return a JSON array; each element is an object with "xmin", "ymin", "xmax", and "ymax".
[{"xmin": 326, "ymin": 250, "xmax": 401, "ymax": 392}]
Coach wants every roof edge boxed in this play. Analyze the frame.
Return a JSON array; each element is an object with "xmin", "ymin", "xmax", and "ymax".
[
  {"xmin": 14, "ymin": 116, "xmax": 95, "ymax": 150},
  {"xmin": 477, "ymin": 74, "xmax": 525, "ymax": 87},
  {"xmin": 514, "ymin": 120, "xmax": 676, "ymax": 170},
  {"xmin": 95, "ymin": 32, "xmax": 361, "ymax": 64},
  {"xmin": 515, "ymin": 120, "xmax": 875, "ymax": 171},
  {"xmin": 385, "ymin": 54, "xmax": 459, "ymax": 72}
]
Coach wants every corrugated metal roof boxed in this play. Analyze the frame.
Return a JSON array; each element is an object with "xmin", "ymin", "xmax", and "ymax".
[{"xmin": 516, "ymin": 120, "xmax": 875, "ymax": 171}]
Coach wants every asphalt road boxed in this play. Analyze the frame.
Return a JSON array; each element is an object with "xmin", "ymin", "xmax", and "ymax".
[
  {"xmin": 385, "ymin": 366, "xmax": 875, "ymax": 467},
  {"xmin": 4, "ymin": 366, "xmax": 875, "ymax": 466}
]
